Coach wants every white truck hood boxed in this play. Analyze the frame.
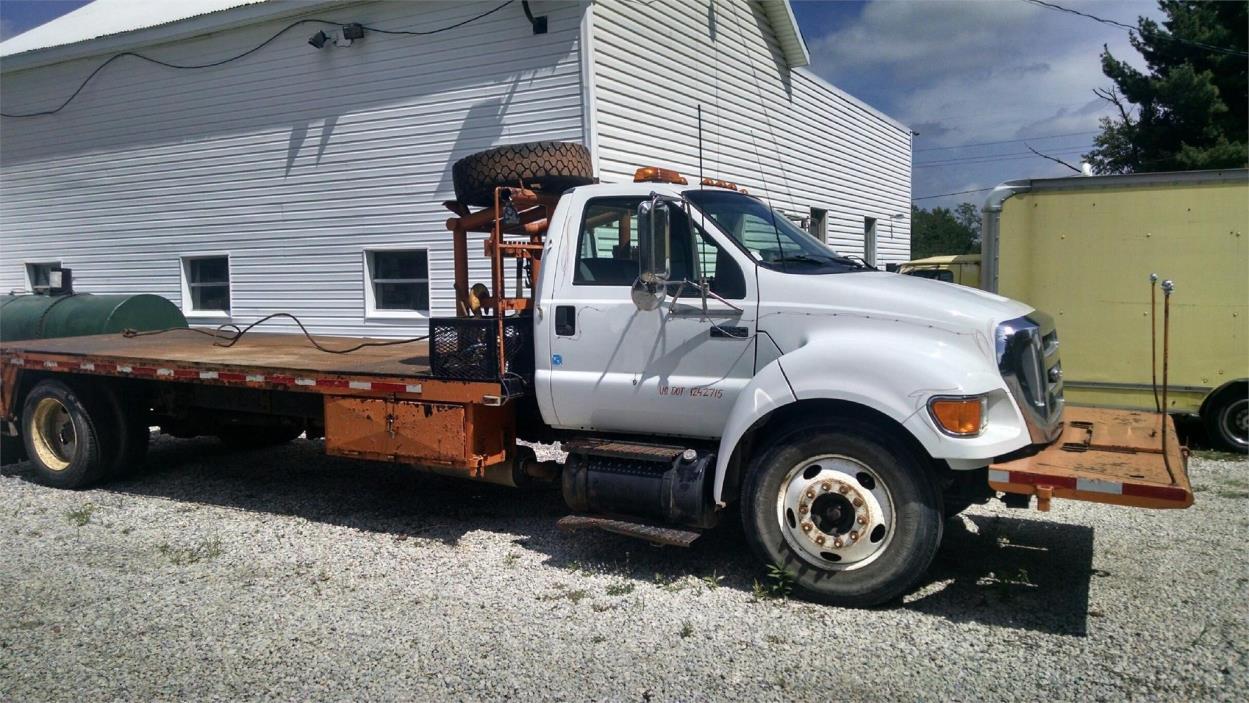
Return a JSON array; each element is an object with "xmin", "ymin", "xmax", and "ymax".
[{"xmin": 757, "ymin": 270, "xmax": 1034, "ymax": 334}]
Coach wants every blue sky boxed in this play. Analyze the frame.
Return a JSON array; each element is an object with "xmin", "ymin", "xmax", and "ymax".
[{"xmin": 2, "ymin": 0, "xmax": 1162, "ymax": 211}]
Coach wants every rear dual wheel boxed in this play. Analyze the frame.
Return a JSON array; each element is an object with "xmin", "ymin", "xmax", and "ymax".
[
  {"xmin": 741, "ymin": 421, "xmax": 943, "ymax": 608},
  {"xmin": 20, "ymin": 379, "xmax": 149, "ymax": 489}
]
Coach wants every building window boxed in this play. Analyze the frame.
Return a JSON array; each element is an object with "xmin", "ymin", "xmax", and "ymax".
[
  {"xmin": 25, "ymin": 262, "xmax": 60, "ymax": 291},
  {"xmin": 864, "ymin": 217, "xmax": 878, "ymax": 267},
  {"xmin": 809, "ymin": 208, "xmax": 827, "ymax": 242},
  {"xmin": 365, "ymin": 249, "xmax": 430, "ymax": 315},
  {"xmin": 181, "ymin": 255, "xmax": 231, "ymax": 315}
]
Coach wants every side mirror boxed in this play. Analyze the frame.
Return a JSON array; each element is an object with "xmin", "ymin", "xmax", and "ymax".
[
  {"xmin": 633, "ymin": 197, "xmax": 672, "ymax": 311},
  {"xmin": 638, "ymin": 198, "xmax": 671, "ymax": 283}
]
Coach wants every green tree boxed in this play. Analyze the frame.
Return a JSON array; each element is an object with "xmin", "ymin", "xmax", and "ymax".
[
  {"xmin": 910, "ymin": 203, "xmax": 980, "ymax": 259},
  {"xmin": 1086, "ymin": 1, "xmax": 1248, "ymax": 174}
]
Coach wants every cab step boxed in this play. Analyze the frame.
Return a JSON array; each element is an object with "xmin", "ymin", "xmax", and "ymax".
[{"xmin": 557, "ymin": 515, "xmax": 702, "ymax": 548}]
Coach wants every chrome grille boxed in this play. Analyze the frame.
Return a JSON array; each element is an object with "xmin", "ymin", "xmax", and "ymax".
[{"xmin": 997, "ymin": 312, "xmax": 1064, "ymax": 443}]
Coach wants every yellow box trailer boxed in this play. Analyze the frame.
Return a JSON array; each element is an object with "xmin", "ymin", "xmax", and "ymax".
[{"xmin": 980, "ymin": 169, "xmax": 1248, "ymax": 452}]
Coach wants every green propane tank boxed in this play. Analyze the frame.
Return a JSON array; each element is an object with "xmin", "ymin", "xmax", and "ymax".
[{"xmin": 0, "ymin": 293, "xmax": 187, "ymax": 342}]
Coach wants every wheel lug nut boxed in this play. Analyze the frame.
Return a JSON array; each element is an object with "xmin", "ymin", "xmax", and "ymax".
[
  {"xmin": 852, "ymin": 498, "xmax": 863, "ymax": 507},
  {"xmin": 857, "ymin": 516, "xmax": 867, "ymax": 525},
  {"xmin": 850, "ymin": 531, "xmax": 859, "ymax": 541},
  {"xmin": 799, "ymin": 506, "xmax": 808, "ymax": 515},
  {"xmin": 805, "ymin": 490, "xmax": 815, "ymax": 499},
  {"xmin": 833, "ymin": 539, "xmax": 843, "ymax": 548},
  {"xmin": 838, "ymin": 485, "xmax": 849, "ymax": 494},
  {"xmin": 801, "ymin": 522, "xmax": 813, "ymax": 532},
  {"xmin": 821, "ymin": 482, "xmax": 832, "ymax": 492},
  {"xmin": 815, "ymin": 536, "xmax": 825, "ymax": 545}
]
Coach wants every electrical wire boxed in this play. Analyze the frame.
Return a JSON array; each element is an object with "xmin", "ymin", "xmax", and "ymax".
[
  {"xmin": 914, "ymin": 130, "xmax": 1099, "ymax": 152},
  {"xmin": 0, "ymin": 1, "xmax": 516, "ymax": 119},
  {"xmin": 1022, "ymin": 0, "xmax": 1249, "ymax": 58},
  {"xmin": 911, "ymin": 187, "xmax": 993, "ymax": 201},
  {"xmin": 915, "ymin": 145, "xmax": 1091, "ymax": 168},
  {"xmin": 361, "ymin": 1, "xmax": 514, "ymax": 36},
  {"xmin": 123, "ymin": 312, "xmax": 428, "ymax": 354}
]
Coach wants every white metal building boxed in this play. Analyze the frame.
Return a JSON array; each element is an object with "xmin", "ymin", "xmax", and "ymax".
[{"xmin": 0, "ymin": 0, "xmax": 911, "ymax": 336}]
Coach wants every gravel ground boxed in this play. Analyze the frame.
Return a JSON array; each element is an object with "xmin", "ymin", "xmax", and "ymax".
[{"xmin": 1, "ymin": 436, "xmax": 1245, "ymax": 701}]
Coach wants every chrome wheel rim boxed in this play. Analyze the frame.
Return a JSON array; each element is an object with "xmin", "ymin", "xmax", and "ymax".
[
  {"xmin": 1221, "ymin": 398, "xmax": 1249, "ymax": 448},
  {"xmin": 776, "ymin": 454, "xmax": 894, "ymax": 571},
  {"xmin": 30, "ymin": 397, "xmax": 76, "ymax": 471}
]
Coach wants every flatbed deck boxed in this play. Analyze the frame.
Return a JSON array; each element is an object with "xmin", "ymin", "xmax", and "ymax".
[
  {"xmin": 3, "ymin": 331, "xmax": 433, "ymax": 377},
  {"xmin": 0, "ymin": 331, "xmax": 506, "ymax": 405}
]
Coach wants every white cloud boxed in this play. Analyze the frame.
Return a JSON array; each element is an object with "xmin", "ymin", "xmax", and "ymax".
[{"xmin": 802, "ymin": 0, "xmax": 1164, "ymax": 209}]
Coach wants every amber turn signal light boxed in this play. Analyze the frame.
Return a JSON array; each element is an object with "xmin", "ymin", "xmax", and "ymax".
[{"xmin": 929, "ymin": 397, "xmax": 986, "ymax": 436}]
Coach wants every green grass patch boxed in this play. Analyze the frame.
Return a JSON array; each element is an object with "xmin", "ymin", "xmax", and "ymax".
[
  {"xmin": 157, "ymin": 538, "xmax": 223, "ymax": 566},
  {"xmin": 65, "ymin": 503, "xmax": 94, "ymax": 527},
  {"xmin": 605, "ymin": 581, "xmax": 635, "ymax": 597}
]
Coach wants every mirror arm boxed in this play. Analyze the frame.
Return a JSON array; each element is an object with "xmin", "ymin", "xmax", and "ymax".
[{"xmin": 663, "ymin": 279, "xmax": 743, "ymax": 316}]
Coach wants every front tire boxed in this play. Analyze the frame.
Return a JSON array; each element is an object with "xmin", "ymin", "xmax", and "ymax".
[
  {"xmin": 740, "ymin": 421, "xmax": 943, "ymax": 607},
  {"xmin": 20, "ymin": 380, "xmax": 111, "ymax": 489}
]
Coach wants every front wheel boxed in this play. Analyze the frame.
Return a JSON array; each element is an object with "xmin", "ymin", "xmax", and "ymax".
[{"xmin": 740, "ymin": 421, "xmax": 943, "ymax": 607}]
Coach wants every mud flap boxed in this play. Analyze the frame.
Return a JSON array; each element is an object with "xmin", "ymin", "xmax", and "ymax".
[{"xmin": 989, "ymin": 407, "xmax": 1193, "ymax": 510}]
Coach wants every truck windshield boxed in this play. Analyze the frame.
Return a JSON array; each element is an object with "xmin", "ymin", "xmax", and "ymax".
[{"xmin": 684, "ymin": 190, "xmax": 868, "ymax": 274}]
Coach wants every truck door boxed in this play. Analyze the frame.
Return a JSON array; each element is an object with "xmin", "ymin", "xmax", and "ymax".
[{"xmin": 540, "ymin": 194, "xmax": 757, "ymax": 438}]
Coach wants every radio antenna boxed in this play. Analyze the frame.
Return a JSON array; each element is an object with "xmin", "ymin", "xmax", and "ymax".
[{"xmin": 698, "ymin": 104, "xmax": 704, "ymax": 189}]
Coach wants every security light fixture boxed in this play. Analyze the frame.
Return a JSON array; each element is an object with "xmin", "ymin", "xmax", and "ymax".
[
  {"xmin": 342, "ymin": 23, "xmax": 365, "ymax": 41},
  {"xmin": 308, "ymin": 30, "xmax": 330, "ymax": 49}
]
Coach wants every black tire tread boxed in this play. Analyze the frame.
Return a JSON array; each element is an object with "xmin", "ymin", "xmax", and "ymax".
[
  {"xmin": 1203, "ymin": 382, "xmax": 1249, "ymax": 454},
  {"xmin": 452, "ymin": 141, "xmax": 593, "ymax": 207}
]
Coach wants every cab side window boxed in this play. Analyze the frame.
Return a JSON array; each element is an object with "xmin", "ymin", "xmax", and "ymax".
[
  {"xmin": 574, "ymin": 198, "xmax": 641, "ymax": 286},
  {"xmin": 573, "ymin": 197, "xmax": 746, "ymax": 300}
]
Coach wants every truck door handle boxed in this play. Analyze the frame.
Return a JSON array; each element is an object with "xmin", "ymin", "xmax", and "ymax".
[
  {"xmin": 555, "ymin": 305, "xmax": 576, "ymax": 336},
  {"xmin": 710, "ymin": 325, "xmax": 750, "ymax": 339}
]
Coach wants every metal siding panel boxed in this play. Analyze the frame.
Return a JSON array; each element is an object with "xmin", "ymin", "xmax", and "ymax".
[
  {"xmin": 0, "ymin": 1, "xmax": 586, "ymax": 337},
  {"xmin": 591, "ymin": 0, "xmax": 911, "ymax": 263}
]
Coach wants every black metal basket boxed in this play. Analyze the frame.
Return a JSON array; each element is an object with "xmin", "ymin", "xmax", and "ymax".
[{"xmin": 429, "ymin": 316, "xmax": 533, "ymax": 383}]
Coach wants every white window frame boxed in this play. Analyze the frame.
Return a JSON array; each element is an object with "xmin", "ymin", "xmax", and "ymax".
[
  {"xmin": 24, "ymin": 261, "xmax": 61, "ymax": 292},
  {"xmin": 864, "ymin": 217, "xmax": 878, "ymax": 267},
  {"xmin": 180, "ymin": 254, "xmax": 232, "ymax": 319},
  {"xmin": 363, "ymin": 247, "xmax": 431, "ymax": 319}
]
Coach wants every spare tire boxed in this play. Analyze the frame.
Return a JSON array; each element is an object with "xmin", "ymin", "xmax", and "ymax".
[{"xmin": 452, "ymin": 141, "xmax": 594, "ymax": 207}]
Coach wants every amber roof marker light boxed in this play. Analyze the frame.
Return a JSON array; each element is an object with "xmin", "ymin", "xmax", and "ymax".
[{"xmin": 633, "ymin": 167, "xmax": 688, "ymax": 185}]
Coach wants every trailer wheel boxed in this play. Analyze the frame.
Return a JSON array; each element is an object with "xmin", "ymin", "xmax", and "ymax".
[
  {"xmin": 1204, "ymin": 383, "xmax": 1248, "ymax": 453},
  {"xmin": 20, "ymin": 380, "xmax": 111, "ymax": 489},
  {"xmin": 452, "ymin": 141, "xmax": 594, "ymax": 207},
  {"xmin": 740, "ymin": 420, "xmax": 943, "ymax": 608}
]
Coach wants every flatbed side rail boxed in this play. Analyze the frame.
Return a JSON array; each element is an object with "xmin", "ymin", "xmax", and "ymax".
[{"xmin": 0, "ymin": 348, "xmax": 506, "ymax": 408}]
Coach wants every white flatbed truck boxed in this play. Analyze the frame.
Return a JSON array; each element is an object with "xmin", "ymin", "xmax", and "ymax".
[{"xmin": 0, "ymin": 143, "xmax": 1193, "ymax": 607}]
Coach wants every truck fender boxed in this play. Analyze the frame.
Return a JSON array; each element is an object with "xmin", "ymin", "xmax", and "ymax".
[
  {"xmin": 713, "ymin": 358, "xmax": 795, "ymax": 505},
  {"xmin": 713, "ymin": 330, "xmax": 1030, "ymax": 505}
]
